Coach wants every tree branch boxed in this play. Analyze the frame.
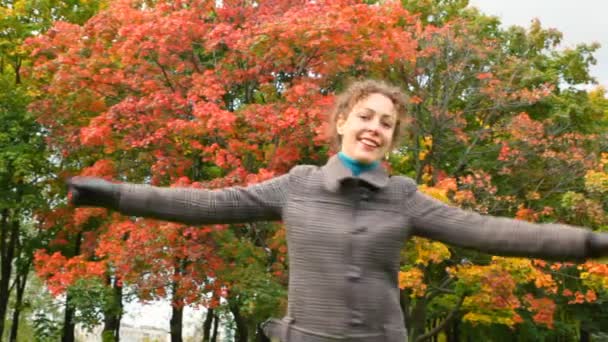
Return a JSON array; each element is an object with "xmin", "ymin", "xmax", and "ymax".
[
  {"xmin": 154, "ymin": 59, "xmax": 176, "ymax": 93},
  {"xmin": 415, "ymin": 294, "xmax": 465, "ymax": 342}
]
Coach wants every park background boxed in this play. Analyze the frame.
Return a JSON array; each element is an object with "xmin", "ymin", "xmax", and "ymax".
[{"xmin": 2, "ymin": 0, "xmax": 608, "ymax": 341}]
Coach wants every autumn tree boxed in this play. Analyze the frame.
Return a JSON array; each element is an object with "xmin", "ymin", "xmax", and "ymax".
[
  {"xmin": 25, "ymin": 0, "xmax": 420, "ymax": 340},
  {"xmin": 394, "ymin": 1, "xmax": 607, "ymax": 340},
  {"xmin": 25, "ymin": 0, "xmax": 608, "ymax": 341}
]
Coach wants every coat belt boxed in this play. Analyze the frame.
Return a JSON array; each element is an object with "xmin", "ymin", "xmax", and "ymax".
[{"xmin": 261, "ymin": 316, "xmax": 397, "ymax": 342}]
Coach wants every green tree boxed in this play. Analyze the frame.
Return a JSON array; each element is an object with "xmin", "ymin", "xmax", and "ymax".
[
  {"xmin": 0, "ymin": 69, "xmax": 52, "ymax": 340},
  {"xmin": 393, "ymin": 3, "xmax": 607, "ymax": 340},
  {"xmin": 0, "ymin": 0, "xmax": 105, "ymax": 340}
]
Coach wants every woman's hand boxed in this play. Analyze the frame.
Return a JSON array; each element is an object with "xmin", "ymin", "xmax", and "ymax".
[
  {"xmin": 67, "ymin": 177, "xmax": 120, "ymax": 210},
  {"xmin": 588, "ymin": 232, "xmax": 608, "ymax": 258}
]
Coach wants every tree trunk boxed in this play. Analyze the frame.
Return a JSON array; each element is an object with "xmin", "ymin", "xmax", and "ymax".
[
  {"xmin": 62, "ymin": 232, "xmax": 81, "ymax": 342},
  {"xmin": 9, "ymin": 263, "xmax": 28, "ymax": 342},
  {"xmin": 61, "ymin": 295, "xmax": 76, "ymax": 342},
  {"xmin": 580, "ymin": 328, "xmax": 590, "ymax": 342},
  {"xmin": 170, "ymin": 257, "xmax": 186, "ymax": 342},
  {"xmin": 447, "ymin": 318, "xmax": 460, "ymax": 342},
  {"xmin": 0, "ymin": 212, "xmax": 18, "ymax": 340},
  {"xmin": 211, "ymin": 314, "xmax": 219, "ymax": 342},
  {"xmin": 14, "ymin": 57, "xmax": 21, "ymax": 85},
  {"xmin": 229, "ymin": 300, "xmax": 248, "ymax": 342},
  {"xmin": 203, "ymin": 308, "xmax": 214, "ymax": 341},
  {"xmin": 170, "ymin": 304, "xmax": 183, "ymax": 342},
  {"xmin": 409, "ymin": 297, "xmax": 427, "ymax": 340},
  {"xmin": 400, "ymin": 289, "xmax": 411, "ymax": 332},
  {"xmin": 103, "ymin": 278, "xmax": 123, "ymax": 341}
]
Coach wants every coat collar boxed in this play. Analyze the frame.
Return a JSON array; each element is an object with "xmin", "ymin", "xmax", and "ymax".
[{"xmin": 322, "ymin": 154, "xmax": 390, "ymax": 192}]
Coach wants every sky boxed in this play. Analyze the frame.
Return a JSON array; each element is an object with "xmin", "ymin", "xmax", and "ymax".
[{"xmin": 468, "ymin": 0, "xmax": 608, "ymax": 88}]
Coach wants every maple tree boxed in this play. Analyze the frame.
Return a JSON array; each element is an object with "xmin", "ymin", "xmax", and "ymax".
[
  {"xmin": 21, "ymin": 0, "xmax": 608, "ymax": 341},
  {"xmin": 26, "ymin": 0, "xmax": 420, "ymax": 340}
]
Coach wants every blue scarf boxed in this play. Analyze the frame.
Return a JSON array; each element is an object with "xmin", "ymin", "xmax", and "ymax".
[{"xmin": 337, "ymin": 152, "xmax": 379, "ymax": 176}]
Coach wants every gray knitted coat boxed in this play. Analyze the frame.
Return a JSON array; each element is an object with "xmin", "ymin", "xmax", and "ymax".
[{"xmin": 115, "ymin": 155, "xmax": 592, "ymax": 342}]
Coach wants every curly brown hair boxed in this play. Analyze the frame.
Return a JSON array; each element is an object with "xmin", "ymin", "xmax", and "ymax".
[{"xmin": 328, "ymin": 79, "xmax": 410, "ymax": 150}]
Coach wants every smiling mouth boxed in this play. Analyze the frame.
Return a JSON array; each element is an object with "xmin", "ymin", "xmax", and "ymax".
[{"xmin": 359, "ymin": 137, "xmax": 380, "ymax": 149}]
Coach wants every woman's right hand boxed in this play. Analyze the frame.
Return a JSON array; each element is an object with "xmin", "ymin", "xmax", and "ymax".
[{"xmin": 67, "ymin": 177, "xmax": 120, "ymax": 210}]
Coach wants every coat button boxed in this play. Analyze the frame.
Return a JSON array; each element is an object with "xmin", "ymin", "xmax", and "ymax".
[
  {"xmin": 354, "ymin": 226, "xmax": 367, "ymax": 234},
  {"xmin": 359, "ymin": 190, "xmax": 371, "ymax": 201},
  {"xmin": 350, "ymin": 311, "xmax": 364, "ymax": 326},
  {"xmin": 347, "ymin": 265, "xmax": 361, "ymax": 281},
  {"xmin": 349, "ymin": 317, "xmax": 363, "ymax": 326}
]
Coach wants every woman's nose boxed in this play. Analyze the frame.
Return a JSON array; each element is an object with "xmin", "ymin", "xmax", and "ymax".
[{"xmin": 366, "ymin": 120, "xmax": 382, "ymax": 133}]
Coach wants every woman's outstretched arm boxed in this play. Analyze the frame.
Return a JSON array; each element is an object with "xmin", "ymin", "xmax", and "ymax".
[
  {"xmin": 406, "ymin": 187, "xmax": 607, "ymax": 261},
  {"xmin": 68, "ymin": 174, "xmax": 290, "ymax": 225}
]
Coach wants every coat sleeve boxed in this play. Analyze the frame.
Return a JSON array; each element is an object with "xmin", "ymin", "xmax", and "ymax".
[
  {"xmin": 405, "ymin": 186, "xmax": 592, "ymax": 261},
  {"xmin": 115, "ymin": 174, "xmax": 290, "ymax": 225}
]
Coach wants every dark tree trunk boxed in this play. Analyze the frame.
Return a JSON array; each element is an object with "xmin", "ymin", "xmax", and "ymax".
[
  {"xmin": 62, "ymin": 232, "xmax": 81, "ymax": 342},
  {"xmin": 229, "ymin": 300, "xmax": 248, "ymax": 342},
  {"xmin": 400, "ymin": 289, "xmax": 411, "ymax": 332},
  {"xmin": 211, "ymin": 314, "xmax": 219, "ymax": 342},
  {"xmin": 580, "ymin": 328, "xmax": 590, "ymax": 342},
  {"xmin": 9, "ymin": 264, "xmax": 28, "ymax": 342},
  {"xmin": 61, "ymin": 296, "xmax": 76, "ymax": 342},
  {"xmin": 14, "ymin": 58, "xmax": 21, "ymax": 85},
  {"xmin": 409, "ymin": 297, "xmax": 427, "ymax": 340},
  {"xmin": 170, "ymin": 304, "xmax": 183, "ymax": 342},
  {"xmin": 0, "ymin": 212, "xmax": 18, "ymax": 340},
  {"xmin": 203, "ymin": 308, "xmax": 214, "ymax": 341},
  {"xmin": 103, "ymin": 278, "xmax": 123, "ymax": 341},
  {"xmin": 170, "ymin": 257, "xmax": 186, "ymax": 342},
  {"xmin": 447, "ymin": 318, "xmax": 460, "ymax": 342}
]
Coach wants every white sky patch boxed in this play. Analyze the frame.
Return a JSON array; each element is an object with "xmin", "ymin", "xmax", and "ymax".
[
  {"xmin": 468, "ymin": 0, "xmax": 608, "ymax": 88},
  {"xmin": 122, "ymin": 299, "xmax": 207, "ymax": 336}
]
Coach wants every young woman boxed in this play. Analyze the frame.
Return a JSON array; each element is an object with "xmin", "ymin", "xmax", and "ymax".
[{"xmin": 68, "ymin": 80, "xmax": 608, "ymax": 342}]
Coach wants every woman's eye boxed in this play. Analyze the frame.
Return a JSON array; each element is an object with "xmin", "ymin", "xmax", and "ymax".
[{"xmin": 382, "ymin": 122, "xmax": 393, "ymax": 128}]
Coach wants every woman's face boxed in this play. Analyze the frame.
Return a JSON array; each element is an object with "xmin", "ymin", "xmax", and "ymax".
[{"xmin": 336, "ymin": 93, "xmax": 397, "ymax": 164}]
